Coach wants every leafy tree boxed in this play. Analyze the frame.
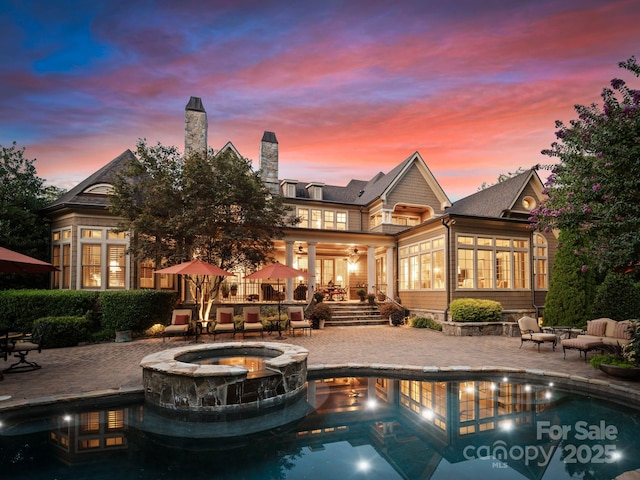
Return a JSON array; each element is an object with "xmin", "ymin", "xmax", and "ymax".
[
  {"xmin": 591, "ymin": 271, "xmax": 640, "ymax": 321},
  {"xmin": 477, "ymin": 167, "xmax": 527, "ymax": 191},
  {"xmin": 543, "ymin": 230, "xmax": 596, "ymax": 327},
  {"xmin": 110, "ymin": 139, "xmax": 296, "ymax": 317},
  {"xmin": 531, "ymin": 56, "xmax": 640, "ymax": 273},
  {"xmin": 0, "ymin": 142, "xmax": 65, "ymax": 289}
]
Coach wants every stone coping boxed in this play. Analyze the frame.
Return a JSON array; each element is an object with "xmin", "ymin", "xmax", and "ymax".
[
  {"xmin": 139, "ymin": 341, "xmax": 309, "ymax": 377},
  {"xmin": 2, "ymin": 363, "xmax": 640, "ymax": 414}
]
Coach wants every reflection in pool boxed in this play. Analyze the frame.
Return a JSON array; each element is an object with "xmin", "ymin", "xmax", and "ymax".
[{"xmin": 1, "ymin": 375, "xmax": 640, "ymax": 479}]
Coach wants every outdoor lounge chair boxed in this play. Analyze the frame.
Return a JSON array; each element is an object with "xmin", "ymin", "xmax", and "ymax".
[
  {"xmin": 517, "ymin": 316, "xmax": 557, "ymax": 352},
  {"xmin": 3, "ymin": 321, "xmax": 48, "ymax": 372},
  {"xmin": 242, "ymin": 306, "xmax": 264, "ymax": 338},
  {"xmin": 163, "ymin": 309, "xmax": 194, "ymax": 342},
  {"xmin": 213, "ymin": 307, "xmax": 236, "ymax": 340},
  {"xmin": 288, "ymin": 306, "xmax": 311, "ymax": 337}
]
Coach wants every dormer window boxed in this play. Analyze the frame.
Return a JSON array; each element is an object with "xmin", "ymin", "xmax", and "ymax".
[
  {"xmin": 281, "ymin": 180, "xmax": 298, "ymax": 198},
  {"xmin": 83, "ymin": 183, "xmax": 114, "ymax": 195},
  {"xmin": 305, "ymin": 182, "xmax": 324, "ymax": 200}
]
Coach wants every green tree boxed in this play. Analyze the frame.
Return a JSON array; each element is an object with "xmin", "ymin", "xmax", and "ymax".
[
  {"xmin": 110, "ymin": 139, "xmax": 296, "ymax": 316},
  {"xmin": 591, "ymin": 271, "xmax": 640, "ymax": 321},
  {"xmin": 0, "ymin": 142, "xmax": 64, "ymax": 289},
  {"xmin": 531, "ymin": 56, "xmax": 640, "ymax": 273},
  {"xmin": 543, "ymin": 230, "xmax": 596, "ymax": 327},
  {"xmin": 477, "ymin": 167, "xmax": 527, "ymax": 191}
]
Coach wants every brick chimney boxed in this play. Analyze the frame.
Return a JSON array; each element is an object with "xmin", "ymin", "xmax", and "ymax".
[
  {"xmin": 184, "ymin": 97, "xmax": 207, "ymax": 159},
  {"xmin": 259, "ymin": 131, "xmax": 279, "ymax": 194}
]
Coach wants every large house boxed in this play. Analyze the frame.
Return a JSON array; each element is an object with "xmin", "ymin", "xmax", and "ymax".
[{"xmin": 43, "ymin": 97, "xmax": 556, "ymax": 321}]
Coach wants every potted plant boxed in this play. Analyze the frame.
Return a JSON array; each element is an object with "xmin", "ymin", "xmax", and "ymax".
[
  {"xmin": 356, "ymin": 289, "xmax": 366, "ymax": 302},
  {"xmin": 590, "ymin": 322, "xmax": 640, "ymax": 379},
  {"xmin": 221, "ymin": 283, "xmax": 230, "ymax": 299},
  {"xmin": 379, "ymin": 302, "xmax": 401, "ymax": 326},
  {"xmin": 229, "ymin": 283, "xmax": 238, "ymax": 296},
  {"xmin": 314, "ymin": 292, "xmax": 325, "ymax": 303},
  {"xmin": 367, "ymin": 293, "xmax": 376, "ymax": 306},
  {"xmin": 310, "ymin": 303, "xmax": 332, "ymax": 329}
]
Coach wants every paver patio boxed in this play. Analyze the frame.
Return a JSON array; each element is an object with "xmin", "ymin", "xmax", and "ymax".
[{"xmin": 1, "ymin": 325, "xmax": 638, "ymax": 410}]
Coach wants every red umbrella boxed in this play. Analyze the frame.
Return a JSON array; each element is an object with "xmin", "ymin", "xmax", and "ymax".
[
  {"xmin": 155, "ymin": 259, "xmax": 234, "ymax": 340},
  {"xmin": 245, "ymin": 261, "xmax": 310, "ymax": 281},
  {"xmin": 246, "ymin": 262, "xmax": 310, "ymax": 337},
  {"xmin": 0, "ymin": 246, "xmax": 58, "ymax": 274},
  {"xmin": 154, "ymin": 258, "xmax": 232, "ymax": 277}
]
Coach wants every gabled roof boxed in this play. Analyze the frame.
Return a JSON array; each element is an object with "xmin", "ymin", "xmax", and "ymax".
[
  {"xmin": 445, "ymin": 168, "xmax": 539, "ymax": 218},
  {"xmin": 43, "ymin": 149, "xmax": 137, "ymax": 213},
  {"xmin": 284, "ymin": 152, "xmax": 451, "ymax": 209}
]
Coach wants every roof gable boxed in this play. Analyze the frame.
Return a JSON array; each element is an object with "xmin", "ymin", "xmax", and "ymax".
[
  {"xmin": 445, "ymin": 169, "xmax": 543, "ymax": 218},
  {"xmin": 44, "ymin": 149, "xmax": 137, "ymax": 212}
]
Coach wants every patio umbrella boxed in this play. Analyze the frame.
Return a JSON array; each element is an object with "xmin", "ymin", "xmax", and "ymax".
[
  {"xmin": 155, "ymin": 259, "xmax": 233, "ymax": 341},
  {"xmin": 245, "ymin": 262, "xmax": 311, "ymax": 337},
  {"xmin": 0, "ymin": 246, "xmax": 58, "ymax": 274}
]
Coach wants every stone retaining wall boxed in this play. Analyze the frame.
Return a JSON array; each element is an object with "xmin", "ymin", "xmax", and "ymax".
[{"xmin": 441, "ymin": 321, "xmax": 521, "ymax": 337}]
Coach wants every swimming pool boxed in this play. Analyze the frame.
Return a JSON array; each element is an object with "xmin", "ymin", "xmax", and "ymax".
[{"xmin": 1, "ymin": 373, "xmax": 639, "ymax": 479}]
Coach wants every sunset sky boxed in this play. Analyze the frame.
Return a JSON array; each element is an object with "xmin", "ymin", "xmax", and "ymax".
[{"xmin": 1, "ymin": 0, "xmax": 638, "ymax": 200}]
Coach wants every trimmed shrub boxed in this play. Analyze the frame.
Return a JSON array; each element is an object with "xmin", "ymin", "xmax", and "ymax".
[
  {"xmin": 0, "ymin": 290, "xmax": 98, "ymax": 331},
  {"xmin": 543, "ymin": 230, "xmax": 596, "ymax": 327},
  {"xmin": 450, "ymin": 298, "xmax": 502, "ymax": 322},
  {"xmin": 100, "ymin": 290, "xmax": 177, "ymax": 333},
  {"xmin": 411, "ymin": 317, "xmax": 442, "ymax": 331},
  {"xmin": 592, "ymin": 272, "xmax": 640, "ymax": 321},
  {"xmin": 34, "ymin": 316, "xmax": 91, "ymax": 348}
]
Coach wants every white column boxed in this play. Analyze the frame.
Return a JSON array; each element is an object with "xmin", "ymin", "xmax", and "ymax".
[
  {"xmin": 308, "ymin": 242, "xmax": 317, "ymax": 295},
  {"xmin": 386, "ymin": 246, "xmax": 395, "ymax": 300},
  {"xmin": 367, "ymin": 245, "xmax": 375, "ymax": 294},
  {"xmin": 285, "ymin": 241, "xmax": 294, "ymax": 302}
]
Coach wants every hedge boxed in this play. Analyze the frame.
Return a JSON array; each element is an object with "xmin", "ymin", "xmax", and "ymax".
[
  {"xmin": 0, "ymin": 290, "xmax": 98, "ymax": 332},
  {"xmin": 34, "ymin": 316, "xmax": 92, "ymax": 348},
  {"xmin": 410, "ymin": 317, "xmax": 442, "ymax": 331},
  {"xmin": 450, "ymin": 298, "xmax": 502, "ymax": 322},
  {"xmin": 99, "ymin": 290, "xmax": 177, "ymax": 333}
]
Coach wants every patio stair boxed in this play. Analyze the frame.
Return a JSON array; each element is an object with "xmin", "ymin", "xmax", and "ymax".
[{"xmin": 322, "ymin": 302, "xmax": 386, "ymax": 326}]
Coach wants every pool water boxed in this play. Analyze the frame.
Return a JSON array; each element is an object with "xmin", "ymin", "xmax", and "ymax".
[{"xmin": 1, "ymin": 375, "xmax": 640, "ymax": 479}]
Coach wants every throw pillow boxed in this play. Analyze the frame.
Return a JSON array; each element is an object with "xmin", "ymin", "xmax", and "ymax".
[
  {"xmin": 174, "ymin": 314, "xmax": 189, "ymax": 325},
  {"xmin": 614, "ymin": 321, "xmax": 632, "ymax": 340},
  {"xmin": 246, "ymin": 312, "xmax": 259, "ymax": 323},
  {"xmin": 290, "ymin": 311, "xmax": 303, "ymax": 321},
  {"xmin": 587, "ymin": 320, "xmax": 607, "ymax": 337},
  {"xmin": 219, "ymin": 312, "xmax": 233, "ymax": 324}
]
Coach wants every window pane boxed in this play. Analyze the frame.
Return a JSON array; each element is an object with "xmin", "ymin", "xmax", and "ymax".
[
  {"xmin": 62, "ymin": 245, "xmax": 70, "ymax": 289},
  {"xmin": 52, "ymin": 245, "xmax": 61, "ymax": 288},
  {"xmin": 514, "ymin": 251, "xmax": 529, "ymax": 288},
  {"xmin": 324, "ymin": 211, "xmax": 335, "ymax": 230},
  {"xmin": 421, "ymin": 253, "xmax": 432, "ymax": 288},
  {"xmin": 477, "ymin": 250, "xmax": 493, "ymax": 289},
  {"xmin": 81, "ymin": 229, "xmax": 102, "ymax": 238},
  {"xmin": 458, "ymin": 249, "xmax": 474, "ymax": 288},
  {"xmin": 297, "ymin": 208, "xmax": 309, "ymax": 228},
  {"xmin": 399, "ymin": 258, "xmax": 409, "ymax": 290},
  {"xmin": 311, "ymin": 210, "xmax": 322, "ymax": 229},
  {"xmin": 336, "ymin": 212, "xmax": 347, "ymax": 231},
  {"xmin": 477, "ymin": 237, "xmax": 492, "ymax": 246},
  {"xmin": 139, "ymin": 261, "xmax": 154, "ymax": 288},
  {"xmin": 82, "ymin": 245, "xmax": 101, "ymax": 288},
  {"xmin": 108, "ymin": 245, "xmax": 126, "ymax": 288},
  {"xmin": 409, "ymin": 256, "xmax": 419, "ymax": 289},
  {"xmin": 433, "ymin": 250, "xmax": 444, "ymax": 289},
  {"xmin": 458, "ymin": 236, "xmax": 474, "ymax": 245},
  {"xmin": 107, "ymin": 230, "xmax": 126, "ymax": 240},
  {"xmin": 496, "ymin": 251, "xmax": 511, "ymax": 288}
]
